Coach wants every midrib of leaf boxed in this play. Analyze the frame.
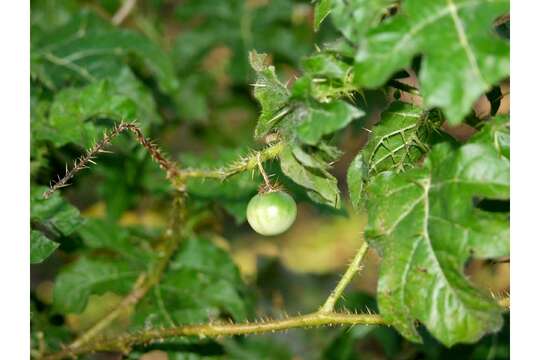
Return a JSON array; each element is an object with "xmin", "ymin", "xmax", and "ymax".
[
  {"xmin": 446, "ymin": 0, "xmax": 487, "ymax": 88},
  {"xmin": 419, "ymin": 177, "xmax": 461, "ymax": 307},
  {"xmin": 43, "ymin": 52, "xmax": 96, "ymax": 82},
  {"xmin": 397, "ymin": 175, "xmax": 489, "ymax": 321},
  {"xmin": 70, "ymin": 271, "xmax": 140, "ymax": 301},
  {"xmin": 381, "ymin": 0, "xmax": 494, "ymax": 61}
]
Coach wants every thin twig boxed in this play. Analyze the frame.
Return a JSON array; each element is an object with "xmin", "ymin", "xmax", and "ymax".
[
  {"xmin": 319, "ymin": 241, "xmax": 370, "ymax": 313},
  {"xmin": 112, "ymin": 0, "xmax": 137, "ymax": 25},
  {"xmin": 43, "ymin": 122, "xmax": 180, "ymax": 199},
  {"xmin": 178, "ymin": 141, "xmax": 285, "ymax": 181}
]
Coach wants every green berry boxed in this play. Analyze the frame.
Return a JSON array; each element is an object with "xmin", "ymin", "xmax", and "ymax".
[{"xmin": 246, "ymin": 191, "xmax": 297, "ymax": 236}]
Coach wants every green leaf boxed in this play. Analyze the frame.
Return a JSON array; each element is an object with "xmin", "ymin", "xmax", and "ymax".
[
  {"xmin": 353, "ymin": 0, "xmax": 510, "ymax": 123},
  {"xmin": 301, "ymin": 53, "xmax": 350, "ymax": 81},
  {"xmin": 295, "ymin": 100, "xmax": 363, "ymax": 145},
  {"xmin": 32, "ymin": 11, "xmax": 179, "ymax": 97},
  {"xmin": 249, "ymin": 51, "xmax": 291, "ymax": 139},
  {"xmin": 78, "ymin": 219, "xmax": 154, "ymax": 264},
  {"xmin": 53, "ymin": 257, "xmax": 140, "ymax": 313},
  {"xmin": 174, "ymin": 0, "xmax": 311, "ymax": 84},
  {"xmin": 293, "ymin": 53, "xmax": 357, "ymax": 103},
  {"xmin": 470, "ymin": 115, "xmax": 509, "ymax": 159},
  {"xmin": 31, "ymin": 230, "xmax": 60, "ymax": 264},
  {"xmin": 31, "ymin": 186, "xmax": 82, "ymax": 237},
  {"xmin": 362, "ymin": 102, "xmax": 426, "ymax": 175},
  {"xmin": 279, "ymin": 145, "xmax": 341, "ymax": 208},
  {"xmin": 346, "ymin": 102, "xmax": 432, "ymax": 209},
  {"xmin": 44, "ymin": 80, "xmax": 137, "ymax": 147},
  {"xmin": 330, "ymin": 0, "xmax": 394, "ymax": 42},
  {"xmin": 314, "ymin": 0, "xmax": 333, "ymax": 31},
  {"xmin": 132, "ymin": 237, "xmax": 252, "ymax": 328},
  {"xmin": 366, "ymin": 138, "xmax": 509, "ymax": 345},
  {"xmin": 346, "ymin": 151, "xmax": 367, "ymax": 211}
]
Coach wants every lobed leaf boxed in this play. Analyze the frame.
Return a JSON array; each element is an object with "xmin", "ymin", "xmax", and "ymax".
[
  {"xmin": 347, "ymin": 102, "xmax": 433, "ymax": 209},
  {"xmin": 366, "ymin": 131, "xmax": 509, "ymax": 345},
  {"xmin": 53, "ymin": 257, "xmax": 141, "ymax": 314},
  {"xmin": 353, "ymin": 0, "xmax": 510, "ymax": 123}
]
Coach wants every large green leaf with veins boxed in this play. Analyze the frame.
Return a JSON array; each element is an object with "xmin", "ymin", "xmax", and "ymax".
[
  {"xmin": 365, "ymin": 122, "xmax": 509, "ymax": 345},
  {"xmin": 347, "ymin": 102, "xmax": 438, "ymax": 210},
  {"xmin": 354, "ymin": 0, "xmax": 509, "ymax": 123},
  {"xmin": 53, "ymin": 257, "xmax": 141, "ymax": 314},
  {"xmin": 31, "ymin": 11, "xmax": 179, "ymax": 97}
]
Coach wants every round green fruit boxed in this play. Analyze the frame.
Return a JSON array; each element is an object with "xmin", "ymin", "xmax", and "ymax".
[{"xmin": 246, "ymin": 191, "xmax": 297, "ymax": 236}]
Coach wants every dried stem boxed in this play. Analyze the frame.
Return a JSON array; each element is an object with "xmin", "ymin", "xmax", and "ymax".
[
  {"xmin": 43, "ymin": 122, "xmax": 181, "ymax": 199},
  {"xmin": 44, "ymin": 123, "xmax": 285, "ymax": 199}
]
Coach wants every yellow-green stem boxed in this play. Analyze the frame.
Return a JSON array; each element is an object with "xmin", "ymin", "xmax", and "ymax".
[{"xmin": 320, "ymin": 241, "xmax": 370, "ymax": 313}]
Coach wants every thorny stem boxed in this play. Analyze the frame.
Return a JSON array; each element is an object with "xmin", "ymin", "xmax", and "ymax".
[
  {"xmin": 41, "ymin": 297, "xmax": 510, "ymax": 360},
  {"xmin": 43, "ymin": 122, "xmax": 181, "ymax": 199},
  {"xmin": 320, "ymin": 242, "xmax": 369, "ymax": 313},
  {"xmin": 43, "ymin": 122, "xmax": 285, "ymax": 199},
  {"xmin": 39, "ymin": 124, "xmax": 511, "ymax": 359},
  {"xmin": 43, "ymin": 312, "xmax": 386, "ymax": 359},
  {"xmin": 177, "ymin": 141, "xmax": 285, "ymax": 181}
]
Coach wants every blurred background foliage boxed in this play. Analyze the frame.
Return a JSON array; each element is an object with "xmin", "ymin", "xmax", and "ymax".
[{"xmin": 30, "ymin": 0, "xmax": 509, "ymax": 359}]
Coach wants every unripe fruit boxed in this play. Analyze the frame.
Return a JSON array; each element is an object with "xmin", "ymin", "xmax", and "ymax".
[{"xmin": 246, "ymin": 191, "xmax": 297, "ymax": 236}]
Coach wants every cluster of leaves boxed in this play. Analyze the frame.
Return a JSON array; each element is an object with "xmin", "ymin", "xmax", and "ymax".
[
  {"xmin": 30, "ymin": 0, "xmax": 509, "ymax": 357},
  {"xmin": 247, "ymin": 0, "xmax": 510, "ymax": 348}
]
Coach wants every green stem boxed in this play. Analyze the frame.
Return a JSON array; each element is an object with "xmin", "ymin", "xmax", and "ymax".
[
  {"xmin": 319, "ymin": 241, "xmax": 370, "ymax": 313},
  {"xmin": 42, "ymin": 312, "xmax": 387, "ymax": 359},
  {"xmin": 178, "ymin": 141, "xmax": 285, "ymax": 181}
]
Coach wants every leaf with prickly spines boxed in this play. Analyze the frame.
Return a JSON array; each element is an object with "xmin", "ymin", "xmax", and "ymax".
[
  {"xmin": 249, "ymin": 51, "xmax": 291, "ymax": 139},
  {"xmin": 347, "ymin": 102, "xmax": 433, "ymax": 209},
  {"xmin": 366, "ymin": 129, "xmax": 509, "ymax": 345},
  {"xmin": 354, "ymin": 0, "xmax": 509, "ymax": 123}
]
